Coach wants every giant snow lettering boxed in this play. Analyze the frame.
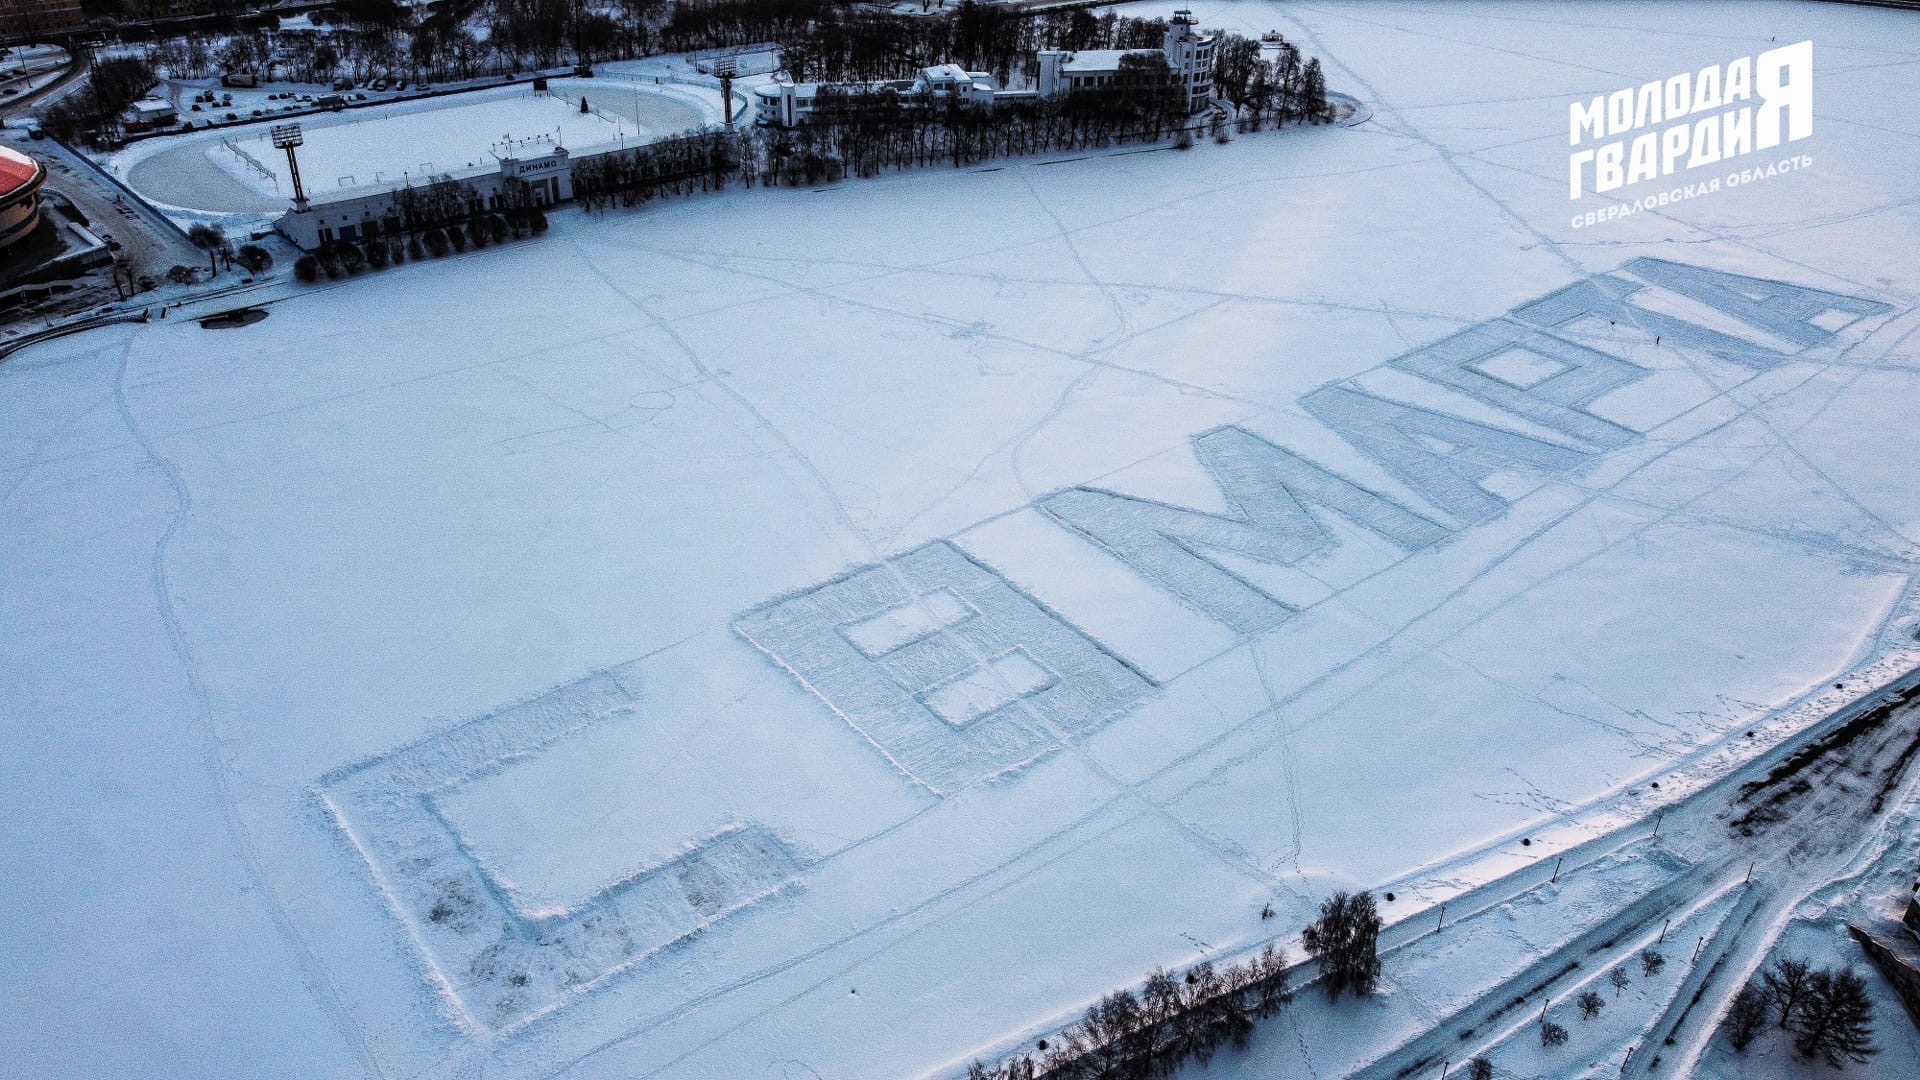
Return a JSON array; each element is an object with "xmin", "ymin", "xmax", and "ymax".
[
  {"xmin": 1299, "ymin": 385, "xmax": 1594, "ymax": 526},
  {"xmin": 1037, "ymin": 427, "xmax": 1448, "ymax": 634},
  {"xmin": 739, "ymin": 258, "xmax": 1893, "ymax": 789},
  {"xmin": 734, "ymin": 541, "xmax": 1156, "ymax": 794},
  {"xmin": 1622, "ymin": 257, "xmax": 1893, "ymax": 350},
  {"xmin": 1384, "ymin": 317, "xmax": 1644, "ymax": 449},
  {"xmin": 327, "ymin": 259, "xmax": 1894, "ymax": 1031},
  {"xmin": 1507, "ymin": 271, "xmax": 1797, "ymax": 370},
  {"xmin": 317, "ymin": 673, "xmax": 804, "ymax": 1032}
]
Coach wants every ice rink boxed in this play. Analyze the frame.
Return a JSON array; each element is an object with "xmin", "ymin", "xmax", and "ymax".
[{"xmin": 115, "ymin": 78, "xmax": 709, "ymax": 215}]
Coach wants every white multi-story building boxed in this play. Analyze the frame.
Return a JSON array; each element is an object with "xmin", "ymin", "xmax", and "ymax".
[
  {"xmin": 1037, "ymin": 8, "xmax": 1214, "ymax": 114},
  {"xmin": 916, "ymin": 63, "xmax": 1003, "ymax": 105},
  {"xmin": 1162, "ymin": 9, "xmax": 1216, "ymax": 113},
  {"xmin": 751, "ymin": 64, "xmax": 1006, "ymax": 128}
]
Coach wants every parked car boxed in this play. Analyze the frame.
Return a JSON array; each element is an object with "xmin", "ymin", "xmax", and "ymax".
[
  {"xmin": 316, "ymin": 94, "xmax": 346, "ymax": 111},
  {"xmin": 333, "ymin": 77, "xmax": 352, "ymax": 91},
  {"xmin": 372, "ymin": 78, "xmax": 388, "ymax": 91},
  {"xmin": 395, "ymin": 79, "xmax": 408, "ymax": 91}
]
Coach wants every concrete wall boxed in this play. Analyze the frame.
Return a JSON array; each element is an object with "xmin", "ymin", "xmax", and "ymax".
[{"xmin": 1849, "ymin": 923, "xmax": 1920, "ymax": 1029}]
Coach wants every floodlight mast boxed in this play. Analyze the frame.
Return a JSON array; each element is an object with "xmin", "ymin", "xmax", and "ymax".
[
  {"xmin": 715, "ymin": 57, "xmax": 736, "ymax": 127},
  {"xmin": 271, "ymin": 123, "xmax": 309, "ymax": 212}
]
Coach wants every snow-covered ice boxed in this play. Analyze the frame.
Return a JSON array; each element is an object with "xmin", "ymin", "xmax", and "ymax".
[{"xmin": 4, "ymin": 2, "xmax": 1920, "ymax": 1078}]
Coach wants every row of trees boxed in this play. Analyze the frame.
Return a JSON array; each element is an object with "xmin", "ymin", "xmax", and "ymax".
[
  {"xmin": 112, "ymin": 1, "xmax": 1331, "ymax": 121},
  {"xmin": 968, "ymin": 946, "xmax": 1294, "ymax": 1080},
  {"xmin": 1533, "ymin": 946, "xmax": 1877, "ymax": 1070},
  {"xmin": 183, "ymin": 221, "xmax": 271, "ymax": 278},
  {"xmin": 665, "ymin": 2, "xmax": 1187, "ymax": 86},
  {"xmin": 293, "ymin": 206, "xmax": 548, "ymax": 283},
  {"xmin": 1724, "ymin": 955, "xmax": 1877, "ymax": 1068},
  {"xmin": 570, "ymin": 128, "xmax": 741, "ymax": 210},
  {"xmin": 133, "ymin": 1, "xmax": 653, "ymax": 90},
  {"xmin": 1533, "ymin": 950, "xmax": 1665, "ymax": 1054},
  {"xmin": 123, "ymin": 0, "xmax": 659, "ymax": 87},
  {"xmin": 485, "ymin": 0, "xmax": 660, "ymax": 69},
  {"xmin": 148, "ymin": 24, "xmax": 424, "ymax": 86},
  {"xmin": 1211, "ymin": 34, "xmax": 1328, "ymax": 132},
  {"xmin": 968, "ymin": 892, "xmax": 1382, "ymax": 1080},
  {"xmin": 567, "ymin": 64, "xmax": 1206, "ymax": 212},
  {"xmin": 134, "ymin": 0, "xmax": 526, "ymax": 87},
  {"xmin": 761, "ymin": 63, "xmax": 1195, "ymax": 183},
  {"xmin": 653, "ymin": 0, "xmax": 818, "ymax": 54}
]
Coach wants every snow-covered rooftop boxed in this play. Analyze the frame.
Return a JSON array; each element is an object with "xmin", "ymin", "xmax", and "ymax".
[{"xmin": 1057, "ymin": 48, "xmax": 1161, "ymax": 73}]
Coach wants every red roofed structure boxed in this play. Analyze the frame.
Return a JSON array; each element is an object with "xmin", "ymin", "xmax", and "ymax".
[{"xmin": 0, "ymin": 144, "xmax": 47, "ymax": 250}]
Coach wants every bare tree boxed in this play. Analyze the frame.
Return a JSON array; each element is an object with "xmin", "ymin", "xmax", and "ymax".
[
  {"xmin": 1253, "ymin": 943, "xmax": 1292, "ymax": 1016},
  {"xmin": 1302, "ymin": 891, "xmax": 1383, "ymax": 998},
  {"xmin": 1640, "ymin": 949, "xmax": 1667, "ymax": 979},
  {"xmin": 1724, "ymin": 982, "xmax": 1769, "ymax": 1052},
  {"xmin": 1540, "ymin": 1020, "xmax": 1569, "ymax": 1048},
  {"xmin": 1609, "ymin": 967, "xmax": 1631, "ymax": 997},
  {"xmin": 1762, "ymin": 956, "xmax": 1813, "ymax": 1027},
  {"xmin": 186, "ymin": 223, "xmax": 226, "ymax": 278},
  {"xmin": 1577, "ymin": 990, "xmax": 1605, "ymax": 1020},
  {"xmin": 1140, "ymin": 967, "xmax": 1183, "ymax": 1061},
  {"xmin": 1788, "ymin": 968, "xmax": 1877, "ymax": 1068},
  {"xmin": 1300, "ymin": 56, "xmax": 1329, "ymax": 121},
  {"xmin": 1467, "ymin": 1059, "xmax": 1494, "ymax": 1080},
  {"xmin": 1082, "ymin": 987, "xmax": 1142, "ymax": 1077}
]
